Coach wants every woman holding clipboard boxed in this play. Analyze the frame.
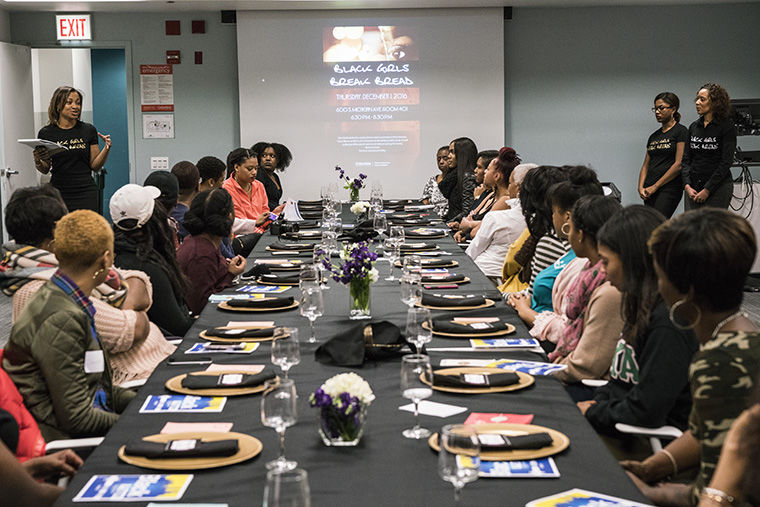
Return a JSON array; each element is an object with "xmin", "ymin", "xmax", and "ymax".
[{"xmin": 32, "ymin": 86, "xmax": 111, "ymax": 212}]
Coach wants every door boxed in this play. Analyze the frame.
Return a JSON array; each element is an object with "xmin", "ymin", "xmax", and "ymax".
[{"xmin": 0, "ymin": 42, "xmax": 39, "ymax": 242}]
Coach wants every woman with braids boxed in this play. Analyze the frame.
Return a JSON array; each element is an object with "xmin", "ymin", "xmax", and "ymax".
[
  {"xmin": 577, "ymin": 206, "xmax": 697, "ymax": 442},
  {"xmin": 638, "ymin": 92, "xmax": 688, "ymax": 218},
  {"xmin": 110, "ymin": 184, "xmax": 193, "ymax": 337},
  {"xmin": 440, "ymin": 137, "xmax": 478, "ymax": 223},
  {"xmin": 682, "ymin": 83, "xmax": 737, "ymax": 209}
]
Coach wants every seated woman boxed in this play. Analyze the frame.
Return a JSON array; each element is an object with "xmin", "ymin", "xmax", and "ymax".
[
  {"xmin": 2, "ymin": 210, "xmax": 135, "ymax": 441},
  {"xmin": 252, "ymin": 141, "xmax": 292, "ymax": 211},
  {"xmin": 623, "ymin": 208, "xmax": 760, "ymax": 506},
  {"xmin": 1, "ymin": 185, "xmax": 174, "ymax": 384},
  {"xmin": 509, "ymin": 165, "xmax": 602, "ymax": 318},
  {"xmin": 197, "ymin": 155, "xmax": 234, "ymax": 259},
  {"xmin": 577, "ymin": 206, "xmax": 698, "ymax": 441},
  {"xmin": 110, "ymin": 183, "xmax": 193, "ymax": 337},
  {"xmin": 177, "ymin": 189, "xmax": 246, "ymax": 315},
  {"xmin": 441, "ymin": 137, "xmax": 478, "ymax": 224},
  {"xmin": 466, "ymin": 163, "xmax": 535, "ymax": 278},
  {"xmin": 455, "ymin": 149, "xmax": 511, "ymax": 242},
  {"xmin": 421, "ymin": 145, "xmax": 451, "ymax": 217}
]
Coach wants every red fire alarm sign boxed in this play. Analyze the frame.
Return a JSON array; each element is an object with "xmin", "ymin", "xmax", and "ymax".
[{"xmin": 166, "ymin": 50, "xmax": 181, "ymax": 65}]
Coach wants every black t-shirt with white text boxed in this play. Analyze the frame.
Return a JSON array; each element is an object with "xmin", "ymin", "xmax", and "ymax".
[
  {"xmin": 682, "ymin": 116, "xmax": 737, "ymax": 193},
  {"xmin": 645, "ymin": 123, "xmax": 688, "ymax": 191},
  {"xmin": 38, "ymin": 121, "xmax": 98, "ymax": 191}
]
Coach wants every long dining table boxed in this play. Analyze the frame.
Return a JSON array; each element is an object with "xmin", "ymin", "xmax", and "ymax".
[{"xmin": 55, "ymin": 204, "xmax": 649, "ymax": 506}]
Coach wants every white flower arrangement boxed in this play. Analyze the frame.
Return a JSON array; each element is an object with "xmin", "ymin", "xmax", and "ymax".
[
  {"xmin": 350, "ymin": 201, "xmax": 371, "ymax": 215},
  {"xmin": 321, "ymin": 372, "xmax": 375, "ymax": 405},
  {"xmin": 368, "ymin": 267, "xmax": 379, "ymax": 283}
]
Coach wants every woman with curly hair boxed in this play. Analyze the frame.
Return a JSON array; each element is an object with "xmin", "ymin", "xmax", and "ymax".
[
  {"xmin": 177, "ymin": 189, "xmax": 246, "ymax": 315},
  {"xmin": 682, "ymin": 83, "xmax": 737, "ymax": 209}
]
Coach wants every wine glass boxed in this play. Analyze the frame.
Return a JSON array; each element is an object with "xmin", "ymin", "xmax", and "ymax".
[
  {"xmin": 321, "ymin": 230, "xmax": 338, "ymax": 256},
  {"xmin": 299, "ymin": 264, "xmax": 319, "ymax": 292},
  {"xmin": 402, "ymin": 255, "xmax": 422, "ymax": 278},
  {"xmin": 300, "ymin": 287, "xmax": 324, "ymax": 343},
  {"xmin": 328, "ymin": 217, "xmax": 342, "ymax": 235},
  {"xmin": 263, "ymin": 468, "xmax": 311, "ymax": 507},
  {"xmin": 389, "ymin": 225, "xmax": 405, "ymax": 246},
  {"xmin": 383, "ymin": 238, "xmax": 401, "ymax": 281},
  {"xmin": 438, "ymin": 424, "xmax": 480, "ymax": 505},
  {"xmin": 400, "ymin": 275, "xmax": 422, "ymax": 309},
  {"xmin": 271, "ymin": 327, "xmax": 300, "ymax": 379},
  {"xmin": 261, "ymin": 378, "xmax": 298, "ymax": 471},
  {"xmin": 400, "ymin": 354, "xmax": 433, "ymax": 439},
  {"xmin": 373, "ymin": 212, "xmax": 387, "ymax": 239},
  {"xmin": 312, "ymin": 246, "xmax": 330, "ymax": 290},
  {"xmin": 405, "ymin": 307, "xmax": 432, "ymax": 352}
]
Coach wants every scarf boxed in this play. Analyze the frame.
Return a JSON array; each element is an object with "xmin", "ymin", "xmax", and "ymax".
[
  {"xmin": 0, "ymin": 242, "xmax": 128, "ymax": 307},
  {"xmin": 548, "ymin": 259, "xmax": 607, "ymax": 361}
]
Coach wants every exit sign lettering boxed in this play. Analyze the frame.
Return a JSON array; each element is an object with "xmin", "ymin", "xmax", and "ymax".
[{"xmin": 56, "ymin": 15, "xmax": 92, "ymax": 41}]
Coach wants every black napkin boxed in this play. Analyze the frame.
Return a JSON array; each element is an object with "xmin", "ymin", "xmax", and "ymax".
[
  {"xmin": 339, "ymin": 228, "xmax": 378, "ymax": 243},
  {"xmin": 268, "ymin": 241, "xmax": 315, "ymax": 251},
  {"xmin": 298, "ymin": 200, "xmax": 323, "ymax": 206},
  {"xmin": 406, "ymin": 230, "xmax": 445, "ymax": 237},
  {"xmin": 260, "ymin": 273, "xmax": 300, "ymax": 284},
  {"xmin": 241, "ymin": 263, "xmax": 271, "ymax": 279},
  {"xmin": 226, "ymin": 296, "xmax": 294, "ymax": 308},
  {"xmin": 432, "ymin": 319, "xmax": 509, "ymax": 335},
  {"xmin": 124, "ymin": 438, "xmax": 239, "ymax": 459},
  {"xmin": 421, "ymin": 259, "xmax": 454, "ymax": 268},
  {"xmin": 400, "ymin": 242, "xmax": 436, "ymax": 251},
  {"xmin": 315, "ymin": 321, "xmax": 408, "ymax": 366},
  {"xmin": 477, "ymin": 432, "xmax": 554, "ymax": 451},
  {"xmin": 421, "ymin": 293, "xmax": 486, "ymax": 308},
  {"xmin": 421, "ymin": 274, "xmax": 466, "ymax": 283},
  {"xmin": 181, "ymin": 368, "xmax": 276, "ymax": 389},
  {"xmin": 280, "ymin": 231, "xmax": 322, "ymax": 241},
  {"xmin": 299, "ymin": 212, "xmax": 324, "ymax": 219},
  {"xmin": 292, "ymin": 220, "xmax": 320, "ymax": 229},
  {"xmin": 204, "ymin": 327, "xmax": 275, "ymax": 338},
  {"xmin": 432, "ymin": 371, "xmax": 520, "ymax": 388}
]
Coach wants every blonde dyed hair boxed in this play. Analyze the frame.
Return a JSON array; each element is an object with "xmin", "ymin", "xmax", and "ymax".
[{"xmin": 54, "ymin": 210, "xmax": 113, "ymax": 270}]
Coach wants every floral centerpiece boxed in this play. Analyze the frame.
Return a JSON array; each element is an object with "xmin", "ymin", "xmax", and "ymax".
[
  {"xmin": 319, "ymin": 241, "xmax": 378, "ymax": 319},
  {"xmin": 309, "ymin": 372, "xmax": 375, "ymax": 446},
  {"xmin": 336, "ymin": 165, "xmax": 367, "ymax": 201},
  {"xmin": 350, "ymin": 201, "xmax": 371, "ymax": 222}
]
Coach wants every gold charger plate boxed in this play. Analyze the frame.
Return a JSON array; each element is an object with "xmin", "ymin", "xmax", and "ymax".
[
  {"xmin": 118, "ymin": 431, "xmax": 262, "ymax": 470},
  {"xmin": 416, "ymin": 298, "xmax": 495, "ymax": 311},
  {"xmin": 423, "ymin": 367, "xmax": 534, "ymax": 394},
  {"xmin": 218, "ymin": 300, "xmax": 299, "ymax": 312},
  {"xmin": 421, "ymin": 276, "xmax": 470, "ymax": 285},
  {"xmin": 199, "ymin": 327, "xmax": 278, "ymax": 343},
  {"xmin": 422, "ymin": 321, "xmax": 516, "ymax": 338},
  {"xmin": 428, "ymin": 423, "xmax": 569, "ymax": 461},
  {"xmin": 165, "ymin": 371, "xmax": 274, "ymax": 396}
]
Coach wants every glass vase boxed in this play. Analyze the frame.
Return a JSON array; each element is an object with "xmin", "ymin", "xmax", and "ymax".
[
  {"xmin": 350, "ymin": 188, "xmax": 360, "ymax": 202},
  {"xmin": 318, "ymin": 403, "xmax": 367, "ymax": 446},
  {"xmin": 349, "ymin": 277, "xmax": 371, "ymax": 320}
]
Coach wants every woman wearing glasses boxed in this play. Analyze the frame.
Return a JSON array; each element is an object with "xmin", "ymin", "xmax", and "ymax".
[{"xmin": 637, "ymin": 92, "xmax": 688, "ymax": 218}]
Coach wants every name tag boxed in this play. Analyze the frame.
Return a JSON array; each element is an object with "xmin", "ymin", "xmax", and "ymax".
[{"xmin": 84, "ymin": 350, "xmax": 105, "ymax": 374}]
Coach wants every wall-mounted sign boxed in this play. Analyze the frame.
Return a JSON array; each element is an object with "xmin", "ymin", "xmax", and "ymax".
[
  {"xmin": 140, "ymin": 64, "xmax": 174, "ymax": 112},
  {"xmin": 56, "ymin": 15, "xmax": 92, "ymax": 41}
]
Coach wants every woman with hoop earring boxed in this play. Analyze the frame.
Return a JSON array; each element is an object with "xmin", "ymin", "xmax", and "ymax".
[
  {"xmin": 577, "ymin": 206, "xmax": 697, "ymax": 447},
  {"xmin": 621, "ymin": 208, "xmax": 760, "ymax": 507}
]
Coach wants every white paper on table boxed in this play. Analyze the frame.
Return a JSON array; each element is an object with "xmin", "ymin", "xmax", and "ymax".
[
  {"xmin": 439, "ymin": 359, "xmax": 496, "ymax": 367},
  {"xmin": 160, "ymin": 422, "xmax": 234, "ymax": 434},
  {"xmin": 225, "ymin": 321, "xmax": 275, "ymax": 328},
  {"xmin": 453, "ymin": 317, "xmax": 500, "ymax": 324},
  {"xmin": 205, "ymin": 364, "xmax": 266, "ymax": 374},
  {"xmin": 399, "ymin": 400, "xmax": 468, "ymax": 418}
]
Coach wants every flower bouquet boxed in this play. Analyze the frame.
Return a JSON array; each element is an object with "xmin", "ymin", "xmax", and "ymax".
[
  {"xmin": 336, "ymin": 165, "xmax": 367, "ymax": 201},
  {"xmin": 309, "ymin": 372, "xmax": 375, "ymax": 446},
  {"xmin": 350, "ymin": 201, "xmax": 371, "ymax": 222},
  {"xmin": 319, "ymin": 241, "xmax": 378, "ymax": 319}
]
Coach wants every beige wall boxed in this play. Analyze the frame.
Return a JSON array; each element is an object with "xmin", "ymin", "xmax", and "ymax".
[{"xmin": 0, "ymin": 9, "xmax": 10, "ymax": 43}]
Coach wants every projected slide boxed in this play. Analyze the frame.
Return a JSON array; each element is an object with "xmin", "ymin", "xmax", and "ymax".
[{"xmin": 323, "ymin": 26, "xmax": 420, "ymax": 173}]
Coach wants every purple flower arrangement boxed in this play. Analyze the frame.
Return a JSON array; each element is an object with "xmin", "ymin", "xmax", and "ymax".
[
  {"xmin": 336, "ymin": 165, "xmax": 367, "ymax": 200},
  {"xmin": 309, "ymin": 372, "xmax": 375, "ymax": 444},
  {"xmin": 318, "ymin": 241, "xmax": 379, "ymax": 285}
]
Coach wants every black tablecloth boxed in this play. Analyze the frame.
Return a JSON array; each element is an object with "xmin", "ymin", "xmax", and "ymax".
[{"xmin": 55, "ymin": 206, "xmax": 648, "ymax": 507}]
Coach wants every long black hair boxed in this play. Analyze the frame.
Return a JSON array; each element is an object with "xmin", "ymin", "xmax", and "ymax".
[
  {"xmin": 571, "ymin": 195, "xmax": 622, "ymax": 246},
  {"xmin": 183, "ymin": 189, "xmax": 235, "ymax": 238},
  {"xmin": 547, "ymin": 165, "xmax": 602, "ymax": 214},
  {"xmin": 519, "ymin": 165, "xmax": 569, "ymax": 237},
  {"xmin": 597, "ymin": 205, "xmax": 665, "ymax": 347},
  {"xmin": 451, "ymin": 137, "xmax": 478, "ymax": 194}
]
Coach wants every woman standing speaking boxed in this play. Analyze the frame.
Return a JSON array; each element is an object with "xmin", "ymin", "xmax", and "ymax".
[{"xmin": 32, "ymin": 86, "xmax": 111, "ymax": 212}]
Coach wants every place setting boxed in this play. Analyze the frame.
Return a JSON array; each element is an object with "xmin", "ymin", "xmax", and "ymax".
[
  {"xmin": 279, "ymin": 230, "xmax": 324, "ymax": 241},
  {"xmin": 425, "ymin": 316, "xmax": 516, "ymax": 338},
  {"xmin": 266, "ymin": 240, "xmax": 317, "ymax": 253},
  {"xmin": 257, "ymin": 272, "xmax": 300, "ymax": 286},
  {"xmin": 199, "ymin": 320, "xmax": 285, "ymax": 343},
  {"xmin": 164, "ymin": 367, "xmax": 279, "ymax": 397},
  {"xmin": 252, "ymin": 258, "xmax": 304, "ymax": 271},
  {"xmin": 404, "ymin": 227, "xmax": 449, "ymax": 239},
  {"xmin": 217, "ymin": 295, "xmax": 299, "ymax": 312},
  {"xmin": 423, "ymin": 366, "xmax": 534, "ymax": 394},
  {"xmin": 417, "ymin": 292, "xmax": 496, "ymax": 311},
  {"xmin": 399, "ymin": 241, "xmax": 439, "ymax": 253}
]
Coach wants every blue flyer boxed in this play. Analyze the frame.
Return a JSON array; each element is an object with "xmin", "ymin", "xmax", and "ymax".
[
  {"xmin": 470, "ymin": 338, "xmax": 541, "ymax": 349},
  {"xmin": 486, "ymin": 359, "xmax": 568, "ymax": 376},
  {"xmin": 479, "ymin": 458, "xmax": 560, "ymax": 478},
  {"xmin": 526, "ymin": 488, "xmax": 652, "ymax": 506},
  {"xmin": 73, "ymin": 474, "xmax": 193, "ymax": 502},
  {"xmin": 139, "ymin": 395, "xmax": 226, "ymax": 414}
]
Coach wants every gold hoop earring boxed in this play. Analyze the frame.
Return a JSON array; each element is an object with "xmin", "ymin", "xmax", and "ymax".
[
  {"xmin": 92, "ymin": 268, "xmax": 105, "ymax": 281},
  {"xmin": 561, "ymin": 222, "xmax": 571, "ymax": 236},
  {"xmin": 669, "ymin": 298, "xmax": 701, "ymax": 330}
]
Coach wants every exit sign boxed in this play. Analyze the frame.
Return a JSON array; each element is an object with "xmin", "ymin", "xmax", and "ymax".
[{"xmin": 56, "ymin": 15, "xmax": 92, "ymax": 41}]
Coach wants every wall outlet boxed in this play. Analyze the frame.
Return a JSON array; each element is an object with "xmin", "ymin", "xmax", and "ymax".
[{"xmin": 151, "ymin": 157, "xmax": 169, "ymax": 170}]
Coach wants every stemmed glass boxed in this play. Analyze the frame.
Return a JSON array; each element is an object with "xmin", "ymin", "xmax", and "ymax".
[
  {"xmin": 438, "ymin": 424, "xmax": 480, "ymax": 505},
  {"xmin": 405, "ymin": 307, "xmax": 432, "ymax": 352},
  {"xmin": 263, "ymin": 468, "xmax": 311, "ymax": 507},
  {"xmin": 300, "ymin": 287, "xmax": 324, "ymax": 343},
  {"xmin": 261, "ymin": 378, "xmax": 298, "ymax": 471},
  {"xmin": 390, "ymin": 225, "xmax": 405, "ymax": 244},
  {"xmin": 271, "ymin": 327, "xmax": 300, "ymax": 379},
  {"xmin": 402, "ymin": 255, "xmax": 422, "ymax": 278},
  {"xmin": 400, "ymin": 276, "xmax": 422, "ymax": 309},
  {"xmin": 373, "ymin": 212, "xmax": 387, "ymax": 240},
  {"xmin": 299, "ymin": 264, "xmax": 319, "ymax": 293},
  {"xmin": 400, "ymin": 354, "xmax": 433, "ymax": 439},
  {"xmin": 312, "ymin": 246, "xmax": 330, "ymax": 290},
  {"xmin": 383, "ymin": 237, "xmax": 401, "ymax": 281},
  {"xmin": 321, "ymin": 231, "xmax": 338, "ymax": 256}
]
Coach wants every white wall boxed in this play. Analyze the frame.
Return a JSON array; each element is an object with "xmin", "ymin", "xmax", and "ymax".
[
  {"xmin": 31, "ymin": 48, "xmax": 94, "ymax": 132},
  {"xmin": 506, "ymin": 3, "xmax": 760, "ymax": 205}
]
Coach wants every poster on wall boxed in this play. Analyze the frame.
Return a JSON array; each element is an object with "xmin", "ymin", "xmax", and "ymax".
[
  {"xmin": 140, "ymin": 64, "xmax": 174, "ymax": 112},
  {"xmin": 142, "ymin": 114, "xmax": 174, "ymax": 139}
]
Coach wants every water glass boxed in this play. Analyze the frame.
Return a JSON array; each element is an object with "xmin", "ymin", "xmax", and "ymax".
[
  {"xmin": 263, "ymin": 468, "xmax": 311, "ymax": 507},
  {"xmin": 373, "ymin": 213, "xmax": 387, "ymax": 238},
  {"xmin": 438, "ymin": 424, "xmax": 480, "ymax": 505},
  {"xmin": 383, "ymin": 238, "xmax": 401, "ymax": 281},
  {"xmin": 389, "ymin": 225, "xmax": 405, "ymax": 245},
  {"xmin": 400, "ymin": 354, "xmax": 433, "ymax": 439},
  {"xmin": 299, "ymin": 264, "xmax": 319, "ymax": 292},
  {"xmin": 327, "ymin": 217, "xmax": 342, "ymax": 234},
  {"xmin": 299, "ymin": 287, "xmax": 324, "ymax": 343},
  {"xmin": 261, "ymin": 378, "xmax": 298, "ymax": 471},
  {"xmin": 400, "ymin": 275, "xmax": 422, "ymax": 309},
  {"xmin": 402, "ymin": 255, "xmax": 422, "ymax": 278},
  {"xmin": 271, "ymin": 328, "xmax": 300, "ymax": 378},
  {"xmin": 312, "ymin": 246, "xmax": 330, "ymax": 290},
  {"xmin": 321, "ymin": 231, "xmax": 339, "ymax": 256},
  {"xmin": 405, "ymin": 307, "xmax": 432, "ymax": 351}
]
